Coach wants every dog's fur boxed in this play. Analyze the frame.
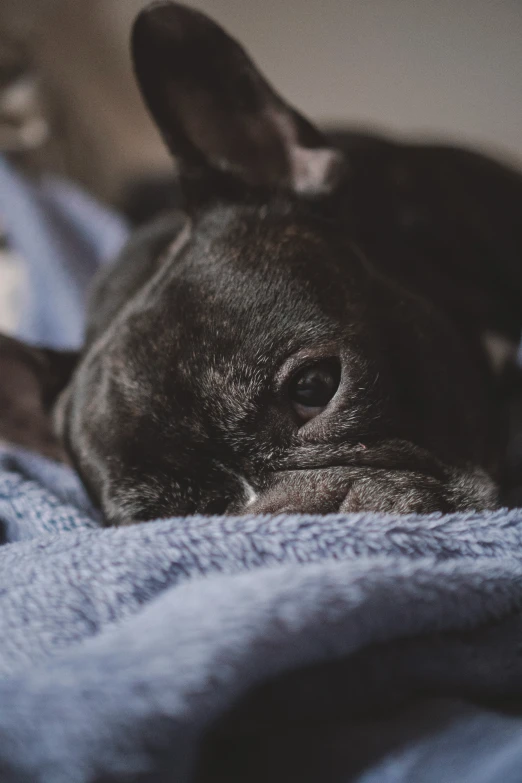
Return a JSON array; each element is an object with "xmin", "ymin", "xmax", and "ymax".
[{"xmin": 1, "ymin": 1, "xmax": 522, "ymax": 524}]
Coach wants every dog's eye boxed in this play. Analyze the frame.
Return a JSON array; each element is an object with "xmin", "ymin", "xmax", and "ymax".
[{"xmin": 289, "ymin": 360, "xmax": 341, "ymax": 421}]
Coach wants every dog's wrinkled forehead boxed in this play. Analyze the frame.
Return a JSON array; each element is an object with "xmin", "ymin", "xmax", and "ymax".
[{"xmin": 116, "ymin": 203, "xmax": 350, "ymax": 412}]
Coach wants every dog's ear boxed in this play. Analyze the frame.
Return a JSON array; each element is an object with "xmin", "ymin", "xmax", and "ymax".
[
  {"xmin": 132, "ymin": 2, "xmax": 346, "ymax": 198},
  {"xmin": 0, "ymin": 335, "xmax": 78, "ymax": 462}
]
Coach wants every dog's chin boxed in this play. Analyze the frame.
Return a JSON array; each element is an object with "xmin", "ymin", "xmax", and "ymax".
[{"xmin": 228, "ymin": 466, "xmax": 499, "ymax": 517}]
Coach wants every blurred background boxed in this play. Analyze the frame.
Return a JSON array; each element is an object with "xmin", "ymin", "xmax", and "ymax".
[{"xmin": 0, "ymin": 0, "xmax": 521, "ymax": 211}]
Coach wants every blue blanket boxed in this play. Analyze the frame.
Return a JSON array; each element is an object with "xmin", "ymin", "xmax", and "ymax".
[{"xmin": 1, "ymin": 156, "xmax": 522, "ymax": 783}]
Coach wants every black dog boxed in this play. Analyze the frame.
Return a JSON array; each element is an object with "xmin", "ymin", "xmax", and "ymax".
[{"xmin": 2, "ymin": 1, "xmax": 522, "ymax": 524}]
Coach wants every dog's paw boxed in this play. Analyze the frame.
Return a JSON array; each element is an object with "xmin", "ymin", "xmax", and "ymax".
[
  {"xmin": 236, "ymin": 463, "xmax": 498, "ymax": 517},
  {"xmin": 339, "ymin": 466, "xmax": 498, "ymax": 514}
]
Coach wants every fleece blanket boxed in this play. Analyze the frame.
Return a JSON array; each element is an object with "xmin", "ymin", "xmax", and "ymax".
[{"xmin": 1, "ymin": 155, "xmax": 522, "ymax": 783}]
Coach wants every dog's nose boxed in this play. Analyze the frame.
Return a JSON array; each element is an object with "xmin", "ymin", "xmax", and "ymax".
[
  {"xmin": 219, "ymin": 474, "xmax": 259, "ymax": 515},
  {"xmin": 190, "ymin": 470, "xmax": 261, "ymax": 517}
]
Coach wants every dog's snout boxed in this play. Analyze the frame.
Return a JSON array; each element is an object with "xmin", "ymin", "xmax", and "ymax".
[{"xmin": 178, "ymin": 469, "xmax": 262, "ymax": 518}]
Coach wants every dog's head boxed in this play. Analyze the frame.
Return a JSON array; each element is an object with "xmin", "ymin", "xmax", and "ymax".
[{"xmin": 2, "ymin": 2, "xmax": 499, "ymax": 522}]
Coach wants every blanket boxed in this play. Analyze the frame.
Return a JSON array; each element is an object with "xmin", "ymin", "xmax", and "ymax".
[{"xmin": 1, "ymin": 155, "xmax": 522, "ymax": 783}]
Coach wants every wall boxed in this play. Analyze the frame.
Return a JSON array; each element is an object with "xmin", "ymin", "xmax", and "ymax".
[
  {"xmin": 2, "ymin": 0, "xmax": 520, "ymax": 200},
  {"xmin": 108, "ymin": 0, "xmax": 522, "ymax": 163}
]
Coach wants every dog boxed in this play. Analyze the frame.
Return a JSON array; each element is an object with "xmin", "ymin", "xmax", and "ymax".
[{"xmin": 1, "ymin": 1, "xmax": 522, "ymax": 525}]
